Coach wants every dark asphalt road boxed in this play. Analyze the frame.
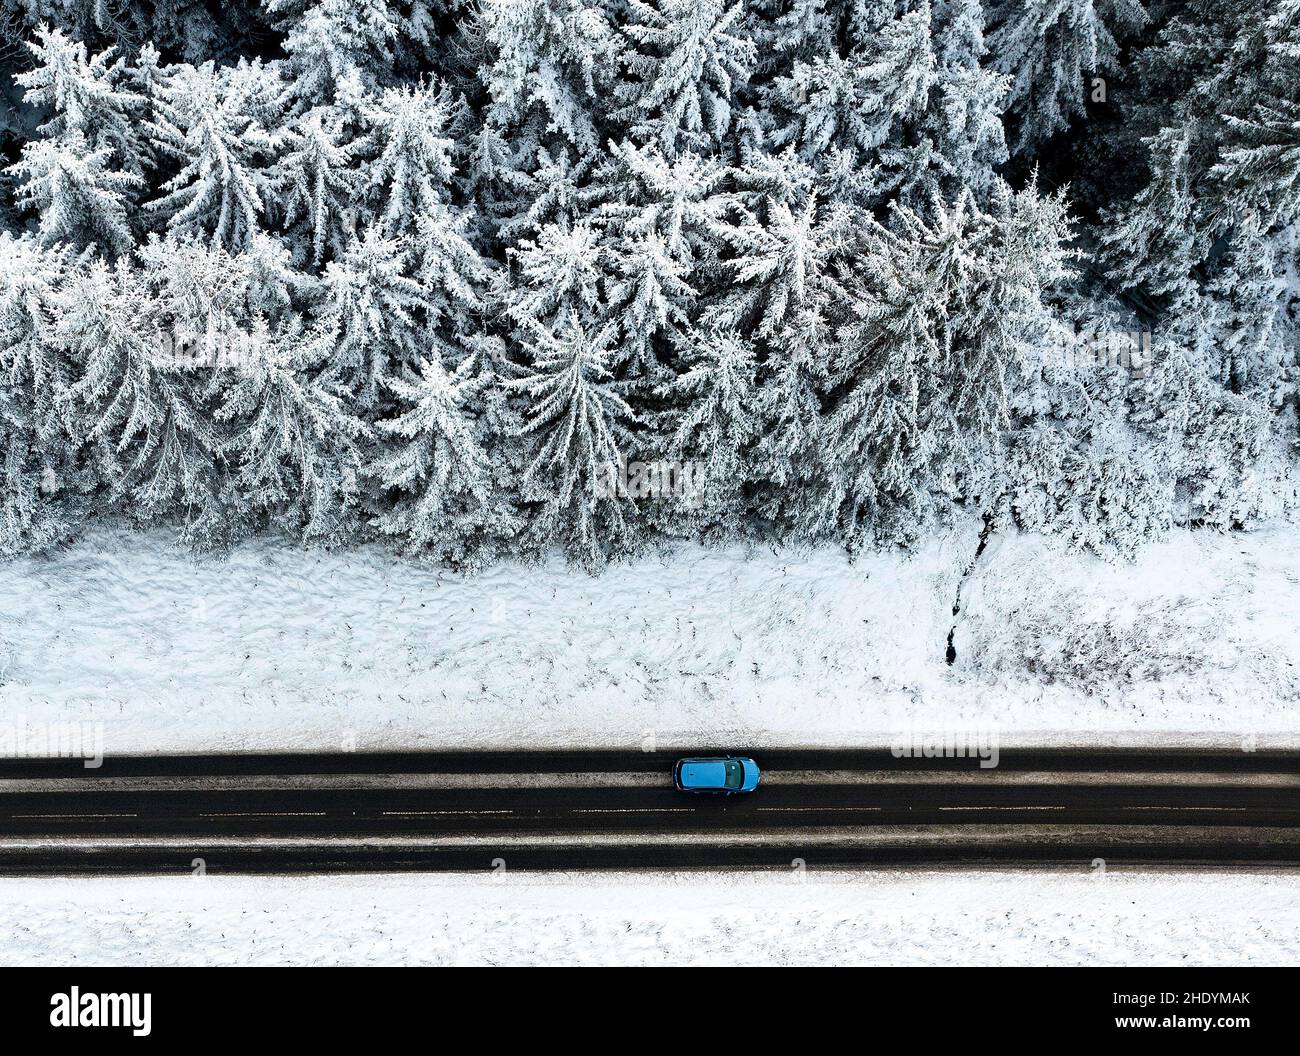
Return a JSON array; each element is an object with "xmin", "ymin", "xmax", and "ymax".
[{"xmin": 1, "ymin": 748, "xmax": 1298, "ymax": 873}]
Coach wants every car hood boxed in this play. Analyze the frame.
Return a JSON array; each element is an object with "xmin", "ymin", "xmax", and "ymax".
[
  {"xmin": 741, "ymin": 760, "xmax": 761, "ymax": 791},
  {"xmin": 679, "ymin": 761, "xmax": 727, "ymax": 788}
]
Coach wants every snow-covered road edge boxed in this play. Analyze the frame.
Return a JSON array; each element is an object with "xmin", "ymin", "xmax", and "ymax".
[
  {"xmin": 1, "ymin": 520, "xmax": 1298, "ymax": 754},
  {"xmin": 2, "ymin": 869, "xmax": 1295, "ymax": 966}
]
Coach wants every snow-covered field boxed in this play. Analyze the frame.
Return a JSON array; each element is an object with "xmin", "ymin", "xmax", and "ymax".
[
  {"xmin": 1, "ymin": 521, "xmax": 1298, "ymax": 753},
  {"xmin": 1, "ymin": 869, "xmax": 1294, "ymax": 966}
]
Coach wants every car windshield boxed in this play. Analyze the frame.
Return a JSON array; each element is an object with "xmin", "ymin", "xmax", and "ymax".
[{"xmin": 724, "ymin": 760, "xmax": 744, "ymax": 789}]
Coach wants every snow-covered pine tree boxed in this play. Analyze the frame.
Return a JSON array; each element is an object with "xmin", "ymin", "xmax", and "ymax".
[
  {"xmin": 819, "ymin": 180, "xmax": 1074, "ymax": 545},
  {"xmin": 145, "ymin": 59, "xmax": 277, "ymax": 250},
  {"xmin": 507, "ymin": 313, "xmax": 637, "ymax": 565},
  {"xmin": 659, "ymin": 326, "xmax": 757, "ymax": 534},
  {"xmin": 834, "ymin": 0, "xmax": 1010, "ymax": 212},
  {"xmin": 136, "ymin": 231, "xmax": 309, "ymax": 371},
  {"xmin": 475, "ymin": 0, "xmax": 616, "ymax": 156},
  {"xmin": 601, "ymin": 140, "xmax": 734, "ymax": 255},
  {"xmin": 363, "ymin": 81, "xmax": 458, "ymax": 240},
  {"xmin": 137, "ymin": 233, "xmax": 250, "ymax": 349},
  {"xmin": 372, "ymin": 351, "xmax": 518, "ymax": 564},
  {"xmin": 764, "ymin": 1, "xmax": 936, "ymax": 178},
  {"xmin": 749, "ymin": 0, "xmax": 835, "ymax": 76},
  {"xmin": 270, "ymin": 107, "xmax": 365, "ymax": 268},
  {"xmin": 0, "ymin": 233, "xmax": 77, "ymax": 416},
  {"xmin": 5, "ymin": 24, "xmax": 150, "ymax": 256},
  {"xmin": 240, "ymin": 229, "xmax": 319, "ymax": 322},
  {"xmin": 1124, "ymin": 316, "xmax": 1279, "ymax": 535},
  {"xmin": 505, "ymin": 219, "xmax": 604, "ymax": 337},
  {"xmin": 492, "ymin": 146, "xmax": 594, "ymax": 244},
  {"xmin": 267, "ymin": 0, "xmax": 435, "ymax": 100},
  {"xmin": 1209, "ymin": 221, "xmax": 1291, "ymax": 402},
  {"xmin": 707, "ymin": 152, "xmax": 849, "ymax": 532},
  {"xmin": 408, "ymin": 204, "xmax": 495, "ymax": 366},
  {"xmin": 8, "ymin": 133, "xmax": 142, "ymax": 256},
  {"xmin": 369, "ymin": 179, "xmax": 513, "ymax": 562},
  {"xmin": 987, "ymin": 0, "xmax": 1147, "ymax": 149},
  {"xmin": 601, "ymin": 227, "xmax": 693, "ymax": 375},
  {"xmin": 589, "ymin": 141, "xmax": 734, "ymax": 372},
  {"xmin": 1100, "ymin": 1, "xmax": 1297, "ymax": 311},
  {"xmin": 949, "ymin": 179, "xmax": 1076, "ymax": 439},
  {"xmin": 0, "ymin": 365, "xmax": 74, "ymax": 555},
  {"xmin": 0, "ymin": 234, "xmax": 81, "ymax": 555},
  {"xmin": 1208, "ymin": 2, "xmax": 1300, "ymax": 234},
  {"xmin": 307, "ymin": 221, "xmax": 425, "ymax": 407},
  {"xmin": 215, "ymin": 314, "xmax": 368, "ymax": 543},
  {"xmin": 919, "ymin": 0, "xmax": 1009, "ymax": 203},
  {"xmin": 1099, "ymin": 125, "xmax": 1201, "ymax": 305},
  {"xmin": 1004, "ymin": 412, "xmax": 1176, "ymax": 554},
  {"xmin": 821, "ymin": 231, "xmax": 940, "ymax": 542},
  {"xmin": 55, "ymin": 256, "xmax": 225, "ymax": 536},
  {"xmin": 15, "ymin": 24, "xmax": 149, "ymax": 175},
  {"xmin": 710, "ymin": 159, "xmax": 848, "ymax": 341},
  {"xmin": 614, "ymin": 0, "xmax": 755, "ymax": 158},
  {"xmin": 467, "ymin": 0, "xmax": 618, "ymax": 265}
]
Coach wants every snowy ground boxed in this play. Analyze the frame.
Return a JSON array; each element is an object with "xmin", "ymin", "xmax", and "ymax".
[
  {"xmin": 1, "ymin": 869, "xmax": 1295, "ymax": 966},
  {"xmin": 1, "ymin": 520, "xmax": 1298, "ymax": 754}
]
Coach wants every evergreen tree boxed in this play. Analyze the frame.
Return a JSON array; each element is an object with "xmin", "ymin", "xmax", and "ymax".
[
  {"xmin": 614, "ymin": 0, "xmax": 755, "ymax": 158},
  {"xmin": 711, "ymin": 166, "xmax": 848, "ymax": 340},
  {"xmin": 766, "ymin": 3, "xmax": 936, "ymax": 172},
  {"xmin": 0, "ymin": 234, "xmax": 76, "ymax": 411},
  {"xmin": 364, "ymin": 81, "xmax": 459, "ymax": 239},
  {"xmin": 8, "ymin": 133, "xmax": 142, "ymax": 255},
  {"xmin": 56, "ymin": 257, "xmax": 224, "ymax": 534},
  {"xmin": 372, "ymin": 351, "xmax": 517, "ymax": 563},
  {"xmin": 820, "ymin": 181, "xmax": 1074, "ymax": 544},
  {"xmin": 267, "ymin": 0, "xmax": 435, "ymax": 98},
  {"xmin": 215, "ymin": 315, "xmax": 368, "ymax": 542},
  {"xmin": 589, "ymin": 142, "xmax": 732, "ymax": 372},
  {"xmin": 987, "ymin": 0, "xmax": 1147, "ymax": 148},
  {"xmin": 270, "ymin": 107, "xmax": 365, "ymax": 268},
  {"xmin": 661, "ymin": 326, "xmax": 757, "ymax": 532},
  {"xmin": 146, "ymin": 60, "xmax": 276, "ymax": 250},
  {"xmin": 0, "ymin": 234, "xmax": 80, "ymax": 555},
  {"xmin": 309, "ymin": 222, "xmax": 425, "ymax": 406},
  {"xmin": 15, "ymin": 24, "xmax": 149, "ymax": 174},
  {"xmin": 475, "ymin": 0, "xmax": 617, "ymax": 154},
  {"xmin": 920, "ymin": 0, "xmax": 1009, "ymax": 203},
  {"xmin": 508, "ymin": 314, "xmax": 637, "ymax": 565},
  {"xmin": 505, "ymin": 219, "xmax": 604, "ymax": 336},
  {"xmin": 1208, "ymin": 2, "xmax": 1300, "ymax": 233}
]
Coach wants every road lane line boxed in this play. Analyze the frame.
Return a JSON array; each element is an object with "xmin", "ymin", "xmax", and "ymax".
[
  {"xmin": 757, "ymin": 806, "xmax": 883, "ymax": 812},
  {"xmin": 12, "ymin": 813, "xmax": 139, "ymax": 819},
  {"xmin": 573, "ymin": 808, "xmax": 694, "ymax": 814},
  {"xmin": 381, "ymin": 810, "xmax": 515, "ymax": 816},
  {"xmin": 198, "ymin": 811, "xmax": 329, "ymax": 818}
]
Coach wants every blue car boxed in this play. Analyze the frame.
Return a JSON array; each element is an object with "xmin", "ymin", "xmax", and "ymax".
[{"xmin": 673, "ymin": 756, "xmax": 761, "ymax": 794}]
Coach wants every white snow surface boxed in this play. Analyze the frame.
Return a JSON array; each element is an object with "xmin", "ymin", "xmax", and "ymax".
[
  {"xmin": 1, "ymin": 521, "xmax": 1298, "ymax": 753},
  {"xmin": 1, "ymin": 870, "xmax": 1295, "ymax": 966}
]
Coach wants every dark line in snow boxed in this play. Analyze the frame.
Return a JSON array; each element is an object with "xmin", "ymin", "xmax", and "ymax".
[{"xmin": 946, "ymin": 512, "xmax": 995, "ymax": 666}]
